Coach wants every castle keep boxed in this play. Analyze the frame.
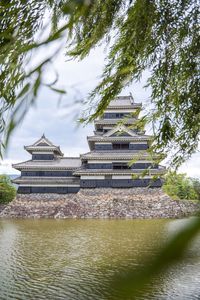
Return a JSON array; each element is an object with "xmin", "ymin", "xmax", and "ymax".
[{"xmin": 13, "ymin": 95, "xmax": 166, "ymax": 193}]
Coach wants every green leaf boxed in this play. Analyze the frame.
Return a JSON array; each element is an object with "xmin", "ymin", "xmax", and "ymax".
[
  {"xmin": 17, "ymin": 83, "xmax": 31, "ymax": 99},
  {"xmin": 49, "ymin": 87, "xmax": 66, "ymax": 94}
]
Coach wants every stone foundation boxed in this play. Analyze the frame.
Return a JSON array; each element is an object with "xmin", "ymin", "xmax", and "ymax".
[
  {"xmin": 0, "ymin": 188, "xmax": 199, "ymax": 219},
  {"xmin": 0, "ymin": 205, "xmax": 7, "ymax": 214}
]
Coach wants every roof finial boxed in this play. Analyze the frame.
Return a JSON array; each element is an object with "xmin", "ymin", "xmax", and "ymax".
[
  {"xmin": 42, "ymin": 133, "xmax": 45, "ymax": 138},
  {"xmin": 129, "ymin": 92, "xmax": 134, "ymax": 103}
]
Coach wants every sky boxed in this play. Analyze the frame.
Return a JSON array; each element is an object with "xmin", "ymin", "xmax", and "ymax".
[{"xmin": 0, "ymin": 40, "xmax": 199, "ymax": 177}]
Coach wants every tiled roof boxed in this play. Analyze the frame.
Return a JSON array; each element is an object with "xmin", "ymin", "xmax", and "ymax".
[
  {"xmin": 25, "ymin": 135, "xmax": 64, "ymax": 156},
  {"xmin": 25, "ymin": 146, "xmax": 63, "ymax": 156},
  {"xmin": 12, "ymin": 157, "xmax": 81, "ymax": 170},
  {"xmin": 81, "ymin": 151, "xmax": 160, "ymax": 160},
  {"xmin": 13, "ymin": 176, "xmax": 80, "ymax": 186},
  {"xmin": 74, "ymin": 168, "xmax": 166, "ymax": 176},
  {"xmin": 25, "ymin": 145, "xmax": 63, "ymax": 152},
  {"xmin": 94, "ymin": 118, "xmax": 137, "ymax": 125},
  {"xmin": 107, "ymin": 96, "xmax": 142, "ymax": 108},
  {"xmin": 87, "ymin": 135, "xmax": 152, "ymax": 142}
]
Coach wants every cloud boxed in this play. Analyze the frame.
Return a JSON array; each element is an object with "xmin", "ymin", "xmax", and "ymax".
[
  {"xmin": 179, "ymin": 153, "xmax": 200, "ymax": 178},
  {"xmin": 0, "ymin": 159, "xmax": 20, "ymax": 175}
]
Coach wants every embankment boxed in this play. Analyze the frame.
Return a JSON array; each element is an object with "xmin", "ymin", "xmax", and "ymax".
[{"xmin": 0, "ymin": 188, "xmax": 199, "ymax": 219}]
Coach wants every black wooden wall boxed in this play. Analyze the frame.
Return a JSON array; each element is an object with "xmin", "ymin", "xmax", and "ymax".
[
  {"xmin": 94, "ymin": 143, "xmax": 148, "ymax": 150},
  {"xmin": 18, "ymin": 186, "xmax": 80, "ymax": 194},
  {"xmin": 21, "ymin": 171, "xmax": 73, "ymax": 176},
  {"xmin": 80, "ymin": 178, "xmax": 162, "ymax": 188},
  {"xmin": 32, "ymin": 154, "xmax": 54, "ymax": 160}
]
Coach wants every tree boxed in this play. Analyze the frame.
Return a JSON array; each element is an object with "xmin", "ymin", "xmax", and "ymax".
[
  {"xmin": 0, "ymin": 0, "xmax": 90, "ymax": 154},
  {"xmin": 68, "ymin": 0, "xmax": 199, "ymax": 168},
  {"xmin": 163, "ymin": 171, "xmax": 198, "ymax": 200},
  {"xmin": 190, "ymin": 178, "xmax": 200, "ymax": 200},
  {"xmin": 0, "ymin": 0, "xmax": 199, "ymax": 168},
  {"xmin": 0, "ymin": 175, "xmax": 16, "ymax": 204}
]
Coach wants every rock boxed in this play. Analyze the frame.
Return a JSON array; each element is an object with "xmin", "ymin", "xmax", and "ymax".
[{"xmin": 0, "ymin": 205, "xmax": 7, "ymax": 213}]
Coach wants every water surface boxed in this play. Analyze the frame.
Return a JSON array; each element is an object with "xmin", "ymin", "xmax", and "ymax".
[{"xmin": 0, "ymin": 219, "xmax": 200, "ymax": 299}]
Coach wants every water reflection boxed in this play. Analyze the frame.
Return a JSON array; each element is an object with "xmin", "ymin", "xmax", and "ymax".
[{"xmin": 0, "ymin": 219, "xmax": 200, "ymax": 299}]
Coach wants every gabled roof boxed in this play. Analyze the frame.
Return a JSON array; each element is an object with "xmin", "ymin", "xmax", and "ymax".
[
  {"xmin": 32, "ymin": 134, "xmax": 55, "ymax": 147},
  {"xmin": 25, "ymin": 134, "xmax": 64, "ymax": 156},
  {"xmin": 103, "ymin": 125, "xmax": 138, "ymax": 137}
]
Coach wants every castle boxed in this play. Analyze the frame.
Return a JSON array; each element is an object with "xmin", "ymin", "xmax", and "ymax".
[{"xmin": 13, "ymin": 95, "xmax": 166, "ymax": 193}]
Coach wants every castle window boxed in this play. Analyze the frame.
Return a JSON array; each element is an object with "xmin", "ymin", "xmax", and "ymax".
[
  {"xmin": 112, "ymin": 163, "xmax": 129, "ymax": 170},
  {"xmin": 105, "ymin": 175, "xmax": 112, "ymax": 179},
  {"xmin": 113, "ymin": 143, "xmax": 129, "ymax": 150}
]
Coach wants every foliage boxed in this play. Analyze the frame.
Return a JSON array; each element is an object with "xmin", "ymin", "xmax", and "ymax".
[
  {"xmin": 163, "ymin": 171, "xmax": 198, "ymax": 200},
  {"xmin": 190, "ymin": 178, "xmax": 200, "ymax": 200},
  {"xmin": 68, "ymin": 0, "xmax": 200, "ymax": 167},
  {"xmin": 0, "ymin": 0, "xmax": 92, "ymax": 155},
  {"xmin": 0, "ymin": 175, "xmax": 16, "ymax": 204},
  {"xmin": 0, "ymin": 0, "xmax": 199, "ymax": 168}
]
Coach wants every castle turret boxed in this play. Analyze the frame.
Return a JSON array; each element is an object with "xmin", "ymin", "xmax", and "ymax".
[
  {"xmin": 74, "ymin": 96, "xmax": 166, "ymax": 188},
  {"xmin": 12, "ymin": 135, "xmax": 81, "ymax": 194},
  {"xmin": 24, "ymin": 134, "xmax": 64, "ymax": 160}
]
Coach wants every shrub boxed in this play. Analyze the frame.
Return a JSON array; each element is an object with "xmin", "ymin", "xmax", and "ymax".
[
  {"xmin": 0, "ymin": 175, "xmax": 16, "ymax": 204},
  {"xmin": 163, "ymin": 171, "xmax": 198, "ymax": 200},
  {"xmin": 190, "ymin": 178, "xmax": 200, "ymax": 200}
]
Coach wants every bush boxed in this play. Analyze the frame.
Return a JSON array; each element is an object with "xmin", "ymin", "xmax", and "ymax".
[
  {"xmin": 190, "ymin": 178, "xmax": 200, "ymax": 200},
  {"xmin": 163, "ymin": 171, "xmax": 198, "ymax": 200},
  {"xmin": 0, "ymin": 175, "xmax": 16, "ymax": 204}
]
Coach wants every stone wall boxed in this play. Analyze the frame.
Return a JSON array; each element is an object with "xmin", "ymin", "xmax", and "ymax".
[
  {"xmin": 0, "ymin": 188, "xmax": 199, "ymax": 219},
  {"xmin": 0, "ymin": 205, "xmax": 7, "ymax": 214}
]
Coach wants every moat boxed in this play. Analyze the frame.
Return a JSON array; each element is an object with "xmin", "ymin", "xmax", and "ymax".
[{"xmin": 0, "ymin": 219, "xmax": 200, "ymax": 299}]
